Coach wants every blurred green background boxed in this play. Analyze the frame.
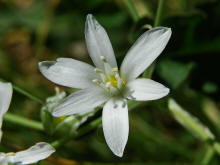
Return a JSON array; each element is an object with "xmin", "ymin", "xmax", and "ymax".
[{"xmin": 1, "ymin": 0, "xmax": 220, "ymax": 164}]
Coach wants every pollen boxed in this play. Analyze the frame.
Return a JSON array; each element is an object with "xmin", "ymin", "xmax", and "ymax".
[
  {"xmin": 100, "ymin": 56, "xmax": 107, "ymax": 63},
  {"xmin": 93, "ymin": 56, "xmax": 126, "ymax": 92},
  {"xmin": 122, "ymin": 79, "xmax": 126, "ymax": 86},
  {"xmin": 108, "ymin": 75, "xmax": 118, "ymax": 88},
  {"xmin": 94, "ymin": 68, "xmax": 103, "ymax": 73},
  {"xmin": 112, "ymin": 68, "xmax": 118, "ymax": 72}
]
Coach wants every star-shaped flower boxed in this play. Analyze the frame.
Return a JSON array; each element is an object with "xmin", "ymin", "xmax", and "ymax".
[
  {"xmin": 0, "ymin": 142, "xmax": 55, "ymax": 165},
  {"xmin": 39, "ymin": 14, "xmax": 171, "ymax": 157}
]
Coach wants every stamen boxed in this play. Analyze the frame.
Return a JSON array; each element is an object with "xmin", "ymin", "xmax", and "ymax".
[
  {"xmin": 112, "ymin": 68, "xmax": 118, "ymax": 72},
  {"xmin": 105, "ymin": 82, "xmax": 111, "ymax": 88},
  {"xmin": 6, "ymin": 152, "xmax": 15, "ymax": 156},
  {"xmin": 114, "ymin": 73, "xmax": 122, "ymax": 88},
  {"xmin": 115, "ymin": 74, "xmax": 120, "ymax": 79},
  {"xmin": 92, "ymin": 79, "xmax": 101, "ymax": 84},
  {"xmin": 94, "ymin": 68, "xmax": 103, "ymax": 73},
  {"xmin": 100, "ymin": 56, "xmax": 107, "ymax": 63}
]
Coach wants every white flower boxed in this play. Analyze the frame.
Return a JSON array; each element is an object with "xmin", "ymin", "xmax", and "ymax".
[
  {"xmin": 38, "ymin": 14, "xmax": 171, "ymax": 157},
  {"xmin": 0, "ymin": 82, "xmax": 13, "ymax": 142},
  {"xmin": 0, "ymin": 142, "xmax": 55, "ymax": 165}
]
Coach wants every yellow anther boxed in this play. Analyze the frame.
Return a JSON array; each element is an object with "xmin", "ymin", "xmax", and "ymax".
[
  {"xmin": 92, "ymin": 79, "xmax": 100, "ymax": 83},
  {"xmin": 122, "ymin": 79, "xmax": 126, "ymax": 85},
  {"xmin": 100, "ymin": 56, "xmax": 107, "ymax": 63},
  {"xmin": 115, "ymin": 74, "xmax": 119, "ymax": 79},
  {"xmin": 107, "ymin": 75, "xmax": 118, "ymax": 88},
  {"xmin": 112, "ymin": 68, "xmax": 118, "ymax": 72},
  {"xmin": 94, "ymin": 68, "xmax": 103, "ymax": 73}
]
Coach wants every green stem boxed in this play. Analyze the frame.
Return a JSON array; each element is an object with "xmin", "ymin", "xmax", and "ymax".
[
  {"xmin": 12, "ymin": 85, "xmax": 43, "ymax": 104},
  {"xmin": 200, "ymin": 145, "xmax": 215, "ymax": 165},
  {"xmin": 124, "ymin": 0, "xmax": 139, "ymax": 22},
  {"xmin": 51, "ymin": 101, "xmax": 146, "ymax": 148},
  {"xmin": 51, "ymin": 117, "xmax": 102, "ymax": 148},
  {"xmin": 3, "ymin": 113, "xmax": 44, "ymax": 131},
  {"xmin": 133, "ymin": 114, "xmax": 194, "ymax": 159},
  {"xmin": 143, "ymin": 0, "xmax": 165, "ymax": 79},
  {"xmin": 0, "ymin": 78, "xmax": 43, "ymax": 104},
  {"xmin": 213, "ymin": 142, "xmax": 220, "ymax": 156},
  {"xmin": 35, "ymin": 1, "xmax": 58, "ymax": 58},
  {"xmin": 154, "ymin": 0, "xmax": 164, "ymax": 27}
]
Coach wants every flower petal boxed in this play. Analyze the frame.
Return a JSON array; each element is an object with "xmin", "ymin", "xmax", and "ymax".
[
  {"xmin": 0, "ymin": 153, "xmax": 8, "ymax": 165},
  {"xmin": 38, "ymin": 58, "xmax": 99, "ymax": 89},
  {"xmin": 102, "ymin": 98, "xmax": 129, "ymax": 157},
  {"xmin": 0, "ymin": 82, "xmax": 12, "ymax": 117},
  {"xmin": 0, "ymin": 82, "xmax": 12, "ymax": 141},
  {"xmin": 120, "ymin": 27, "xmax": 172, "ymax": 81},
  {"xmin": 52, "ymin": 86, "xmax": 110, "ymax": 117},
  {"xmin": 126, "ymin": 78, "xmax": 169, "ymax": 101},
  {"xmin": 11, "ymin": 142, "xmax": 55, "ymax": 164},
  {"xmin": 85, "ymin": 14, "xmax": 117, "ymax": 69}
]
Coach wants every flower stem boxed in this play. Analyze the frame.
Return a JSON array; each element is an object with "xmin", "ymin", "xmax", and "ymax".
[
  {"xmin": 123, "ymin": 0, "xmax": 139, "ymax": 22},
  {"xmin": 143, "ymin": 0, "xmax": 165, "ymax": 79},
  {"xmin": 50, "ymin": 100, "xmax": 146, "ymax": 148},
  {"xmin": 3, "ymin": 113, "xmax": 44, "ymax": 131},
  {"xmin": 51, "ymin": 117, "xmax": 102, "ymax": 148},
  {"xmin": 154, "ymin": 0, "xmax": 164, "ymax": 27},
  {"xmin": 0, "ymin": 78, "xmax": 43, "ymax": 104},
  {"xmin": 199, "ymin": 144, "xmax": 215, "ymax": 165},
  {"xmin": 12, "ymin": 85, "xmax": 44, "ymax": 104}
]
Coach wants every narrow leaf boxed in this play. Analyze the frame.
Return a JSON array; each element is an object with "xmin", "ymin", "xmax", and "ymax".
[{"xmin": 168, "ymin": 98, "xmax": 215, "ymax": 141}]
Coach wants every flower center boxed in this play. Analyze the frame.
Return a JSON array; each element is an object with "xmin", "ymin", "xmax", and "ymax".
[
  {"xmin": 108, "ymin": 75, "xmax": 118, "ymax": 88},
  {"xmin": 93, "ymin": 56, "xmax": 126, "ymax": 93}
]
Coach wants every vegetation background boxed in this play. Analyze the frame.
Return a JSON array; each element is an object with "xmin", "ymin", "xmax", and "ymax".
[{"xmin": 0, "ymin": 0, "xmax": 220, "ymax": 164}]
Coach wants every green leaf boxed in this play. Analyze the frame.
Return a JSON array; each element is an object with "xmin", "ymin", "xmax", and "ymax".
[
  {"xmin": 168, "ymin": 98, "xmax": 215, "ymax": 141},
  {"xmin": 202, "ymin": 82, "xmax": 219, "ymax": 94},
  {"xmin": 213, "ymin": 142, "xmax": 220, "ymax": 156},
  {"xmin": 156, "ymin": 59, "xmax": 194, "ymax": 89},
  {"xmin": 202, "ymin": 98, "xmax": 220, "ymax": 136}
]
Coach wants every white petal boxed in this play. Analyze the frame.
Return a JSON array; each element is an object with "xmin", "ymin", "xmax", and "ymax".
[
  {"xmin": 39, "ymin": 58, "xmax": 99, "ymax": 89},
  {"xmin": 11, "ymin": 142, "xmax": 55, "ymax": 164},
  {"xmin": 0, "ymin": 153, "xmax": 8, "ymax": 165},
  {"xmin": 126, "ymin": 78, "xmax": 169, "ymax": 101},
  {"xmin": 0, "ymin": 82, "xmax": 13, "ymax": 117},
  {"xmin": 85, "ymin": 14, "xmax": 117, "ymax": 69},
  {"xmin": 0, "ymin": 82, "xmax": 12, "ymax": 141},
  {"xmin": 102, "ymin": 99, "xmax": 129, "ymax": 157},
  {"xmin": 52, "ymin": 86, "xmax": 110, "ymax": 117},
  {"xmin": 120, "ymin": 27, "xmax": 172, "ymax": 81}
]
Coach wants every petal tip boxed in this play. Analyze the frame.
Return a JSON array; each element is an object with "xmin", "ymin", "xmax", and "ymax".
[
  {"xmin": 163, "ymin": 27, "xmax": 172, "ymax": 39},
  {"xmin": 155, "ymin": 27, "xmax": 172, "ymax": 36},
  {"xmin": 165, "ymin": 87, "xmax": 170, "ymax": 96},
  {"xmin": 161, "ymin": 86, "xmax": 170, "ymax": 97},
  {"xmin": 86, "ymin": 13, "xmax": 93, "ymax": 20},
  {"xmin": 38, "ymin": 61, "xmax": 56, "ymax": 75},
  {"xmin": 38, "ymin": 61, "xmax": 42, "ymax": 66},
  {"xmin": 85, "ymin": 13, "xmax": 100, "ymax": 31},
  {"xmin": 114, "ymin": 150, "xmax": 124, "ymax": 157},
  {"xmin": 166, "ymin": 27, "xmax": 172, "ymax": 35}
]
